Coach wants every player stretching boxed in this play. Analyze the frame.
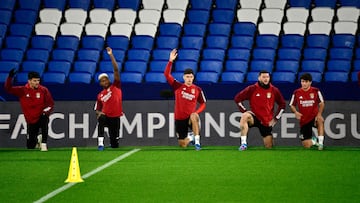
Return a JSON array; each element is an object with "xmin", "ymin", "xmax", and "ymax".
[
  {"xmin": 94, "ymin": 47, "xmax": 123, "ymax": 150},
  {"xmin": 164, "ymin": 49, "xmax": 206, "ymax": 150},
  {"xmin": 234, "ymin": 70, "xmax": 285, "ymax": 150},
  {"xmin": 289, "ymin": 73, "xmax": 325, "ymax": 150}
]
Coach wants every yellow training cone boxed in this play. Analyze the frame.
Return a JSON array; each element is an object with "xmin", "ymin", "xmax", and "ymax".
[{"xmin": 65, "ymin": 147, "xmax": 84, "ymax": 183}]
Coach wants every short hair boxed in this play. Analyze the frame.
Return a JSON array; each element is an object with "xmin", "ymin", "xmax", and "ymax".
[
  {"xmin": 28, "ymin": 71, "xmax": 40, "ymax": 79},
  {"xmin": 183, "ymin": 68, "xmax": 194, "ymax": 75},
  {"xmin": 258, "ymin": 70, "xmax": 270, "ymax": 76},
  {"xmin": 300, "ymin": 73, "xmax": 312, "ymax": 82}
]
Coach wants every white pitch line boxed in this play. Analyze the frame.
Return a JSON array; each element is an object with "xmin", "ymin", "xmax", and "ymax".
[{"xmin": 33, "ymin": 148, "xmax": 141, "ymax": 203}]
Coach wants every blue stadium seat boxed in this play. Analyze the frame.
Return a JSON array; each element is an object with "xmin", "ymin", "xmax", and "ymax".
[
  {"xmin": 159, "ymin": 23, "xmax": 182, "ymax": 37},
  {"xmin": 120, "ymin": 72, "xmax": 143, "ymax": 83},
  {"xmin": 200, "ymin": 60, "xmax": 223, "ymax": 73},
  {"xmin": 231, "ymin": 36, "xmax": 254, "ymax": 49},
  {"xmin": 149, "ymin": 60, "xmax": 168, "ymax": 72},
  {"xmin": 314, "ymin": 0, "xmax": 336, "ymax": 8},
  {"xmin": 0, "ymin": 24, "xmax": 7, "ymax": 39},
  {"xmin": 354, "ymin": 60, "xmax": 360, "ymax": 71},
  {"xmin": 206, "ymin": 36, "xmax": 229, "ymax": 49},
  {"xmin": 99, "ymin": 61, "xmax": 115, "ymax": 72},
  {"xmin": 177, "ymin": 49, "xmax": 200, "ymax": 61},
  {"xmin": 1, "ymin": 49, "xmax": 24, "ymax": 62},
  {"xmin": 356, "ymin": 48, "xmax": 360, "ymax": 59},
  {"xmin": 187, "ymin": 10, "xmax": 210, "ymax": 24},
  {"xmin": 246, "ymin": 72, "xmax": 260, "ymax": 82},
  {"xmin": 221, "ymin": 72, "xmax": 245, "ymax": 83},
  {"xmin": 256, "ymin": 35, "xmax": 279, "ymax": 49},
  {"xmin": 306, "ymin": 34, "xmax": 330, "ymax": 48},
  {"xmin": 209, "ymin": 23, "xmax": 231, "ymax": 36},
  {"xmin": 93, "ymin": 0, "xmax": 115, "ymax": 10},
  {"xmin": 73, "ymin": 61, "xmax": 97, "ymax": 76},
  {"xmin": 14, "ymin": 9, "xmax": 38, "ymax": 26},
  {"xmin": 288, "ymin": 0, "xmax": 311, "ymax": 9},
  {"xmin": 338, "ymin": 0, "xmax": 360, "ymax": 7},
  {"xmin": 156, "ymin": 36, "xmax": 179, "ymax": 49},
  {"xmin": 196, "ymin": 72, "xmax": 219, "ymax": 84},
  {"xmin": 152, "ymin": 49, "xmax": 171, "ymax": 61},
  {"xmin": 351, "ymin": 71, "xmax": 359, "ymax": 82},
  {"xmin": 183, "ymin": 23, "xmax": 207, "ymax": 37},
  {"xmin": 26, "ymin": 49, "xmax": 49, "ymax": 62},
  {"xmin": 303, "ymin": 48, "xmax": 327, "ymax": 60},
  {"xmin": 15, "ymin": 72, "xmax": 31, "ymax": 84},
  {"xmin": 68, "ymin": 72, "xmax": 93, "ymax": 84},
  {"xmin": 145, "ymin": 72, "xmax": 167, "ymax": 83},
  {"xmin": 43, "ymin": 0, "xmax": 67, "ymax": 10},
  {"xmin": 127, "ymin": 49, "xmax": 151, "ymax": 62},
  {"xmin": 171, "ymin": 72, "xmax": 184, "ymax": 82},
  {"xmin": 0, "ymin": 0, "xmax": 15, "ymax": 11},
  {"xmin": 301, "ymin": 60, "xmax": 325, "ymax": 73},
  {"xmin": 56, "ymin": 35, "xmax": 80, "ymax": 50},
  {"xmin": 181, "ymin": 36, "xmax": 204, "ymax": 50},
  {"xmin": 19, "ymin": 0, "xmax": 41, "ymax": 11},
  {"xmin": 47, "ymin": 61, "xmax": 71, "ymax": 76},
  {"xmin": 77, "ymin": 49, "xmax": 100, "ymax": 62},
  {"xmin": 52, "ymin": 49, "xmax": 75, "ymax": 62},
  {"xmin": 252, "ymin": 48, "xmax": 276, "ymax": 61},
  {"xmin": 175, "ymin": 61, "xmax": 198, "ymax": 73},
  {"xmin": 329, "ymin": 48, "xmax": 353, "ymax": 60},
  {"xmin": 225, "ymin": 60, "xmax": 248, "ymax": 72},
  {"xmin": 101, "ymin": 49, "xmax": 125, "ymax": 63},
  {"xmin": 94, "ymin": 72, "xmax": 114, "ymax": 83},
  {"xmin": 21, "ymin": 61, "xmax": 45, "ymax": 75},
  {"xmin": 69, "ymin": 0, "xmax": 91, "ymax": 10},
  {"xmin": 0, "ymin": 10, "xmax": 12, "ymax": 25},
  {"xmin": 276, "ymin": 60, "xmax": 299, "ymax": 73},
  {"xmin": 233, "ymin": 22, "xmax": 256, "ymax": 37},
  {"xmin": 106, "ymin": 36, "xmax": 129, "ymax": 50},
  {"xmin": 280, "ymin": 34, "xmax": 304, "ymax": 49},
  {"xmin": 227, "ymin": 48, "xmax": 251, "ymax": 61},
  {"xmin": 42, "ymin": 72, "xmax": 66, "ymax": 84},
  {"xmin": 250, "ymin": 60, "xmax": 273, "ymax": 73},
  {"xmin": 277, "ymin": 48, "xmax": 301, "ymax": 61},
  {"xmin": 332, "ymin": 34, "xmax": 355, "ymax": 48},
  {"xmin": 324, "ymin": 72, "xmax": 348, "ymax": 82},
  {"xmin": 5, "ymin": 36, "xmax": 29, "ymax": 51},
  {"xmin": 202, "ymin": 48, "xmax": 225, "ymax": 61},
  {"xmin": 327, "ymin": 60, "xmax": 351, "ymax": 72},
  {"xmin": 215, "ymin": 0, "xmax": 237, "ymax": 10},
  {"xmin": 190, "ymin": 0, "xmax": 213, "ymax": 10},
  {"xmin": 118, "ymin": 0, "xmax": 141, "ymax": 10},
  {"xmin": 297, "ymin": 72, "xmax": 322, "ymax": 83},
  {"xmin": 124, "ymin": 61, "xmax": 148, "ymax": 76},
  {"xmin": 31, "ymin": 35, "xmax": 54, "ymax": 51},
  {"xmin": 0, "ymin": 61, "xmax": 20, "ymax": 72},
  {"xmin": 81, "ymin": 36, "xmax": 104, "ymax": 51},
  {"xmin": 272, "ymin": 72, "xmax": 296, "ymax": 83},
  {"xmin": 131, "ymin": 35, "xmax": 154, "ymax": 50},
  {"xmin": 0, "ymin": 73, "xmax": 8, "ymax": 83},
  {"xmin": 212, "ymin": 9, "xmax": 235, "ymax": 24}
]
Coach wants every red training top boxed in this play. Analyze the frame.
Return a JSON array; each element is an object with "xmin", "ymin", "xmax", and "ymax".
[
  {"xmin": 5, "ymin": 77, "xmax": 54, "ymax": 124},
  {"xmin": 94, "ymin": 80, "xmax": 123, "ymax": 117},
  {"xmin": 234, "ymin": 82, "xmax": 286, "ymax": 126}
]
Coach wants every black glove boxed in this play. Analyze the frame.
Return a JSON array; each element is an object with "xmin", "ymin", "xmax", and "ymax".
[{"xmin": 8, "ymin": 68, "xmax": 17, "ymax": 78}]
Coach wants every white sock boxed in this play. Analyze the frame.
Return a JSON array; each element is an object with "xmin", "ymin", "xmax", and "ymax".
[
  {"xmin": 98, "ymin": 137, "xmax": 104, "ymax": 146},
  {"xmin": 187, "ymin": 132, "xmax": 194, "ymax": 142},
  {"xmin": 241, "ymin": 136, "xmax": 247, "ymax": 145},
  {"xmin": 194, "ymin": 135, "xmax": 200, "ymax": 145},
  {"xmin": 318, "ymin": 136, "xmax": 324, "ymax": 145}
]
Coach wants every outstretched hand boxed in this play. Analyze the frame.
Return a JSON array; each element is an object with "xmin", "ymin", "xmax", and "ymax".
[
  {"xmin": 169, "ymin": 49, "xmax": 178, "ymax": 62},
  {"xmin": 106, "ymin": 47, "xmax": 112, "ymax": 55},
  {"xmin": 8, "ymin": 68, "xmax": 17, "ymax": 78}
]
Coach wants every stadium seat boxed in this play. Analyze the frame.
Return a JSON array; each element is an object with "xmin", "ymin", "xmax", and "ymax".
[
  {"xmin": 142, "ymin": 0, "xmax": 164, "ymax": 10},
  {"xmin": 101, "ymin": 49, "xmax": 125, "ymax": 63},
  {"xmin": 258, "ymin": 22, "xmax": 281, "ymax": 35},
  {"xmin": 334, "ymin": 21, "xmax": 358, "ymax": 35},
  {"xmin": 236, "ymin": 9, "xmax": 259, "ymax": 25},
  {"xmin": 118, "ymin": 0, "xmax": 141, "ymax": 10},
  {"xmin": 43, "ymin": 0, "xmax": 67, "ymax": 10},
  {"xmin": 283, "ymin": 22, "xmax": 306, "ymax": 35},
  {"xmin": 10, "ymin": 23, "xmax": 33, "ymax": 38},
  {"xmin": 31, "ymin": 35, "xmax": 54, "ymax": 51},
  {"xmin": 206, "ymin": 36, "xmax": 229, "ymax": 49},
  {"xmin": 212, "ymin": 9, "xmax": 235, "ymax": 24},
  {"xmin": 156, "ymin": 36, "xmax": 179, "ymax": 49},
  {"xmin": 21, "ymin": 61, "xmax": 45, "ymax": 75},
  {"xmin": 332, "ymin": 34, "xmax": 355, "ymax": 48},
  {"xmin": 14, "ymin": 9, "xmax": 38, "ymax": 26},
  {"xmin": 99, "ymin": 61, "xmax": 116, "ymax": 72},
  {"xmin": 145, "ymin": 72, "xmax": 167, "ymax": 83},
  {"xmin": 77, "ymin": 49, "xmax": 100, "ymax": 62},
  {"xmin": 120, "ymin": 72, "xmax": 143, "ymax": 83},
  {"xmin": 329, "ymin": 48, "xmax": 353, "ymax": 60},
  {"xmin": 5, "ymin": 36, "xmax": 29, "ymax": 51},
  {"xmin": 35, "ymin": 23, "xmax": 58, "ymax": 39},
  {"xmin": 152, "ymin": 49, "xmax": 172, "ymax": 61},
  {"xmin": 60, "ymin": 23, "xmax": 83, "ymax": 38},
  {"xmin": 231, "ymin": 36, "xmax": 254, "ymax": 49},
  {"xmin": 239, "ymin": 0, "xmax": 262, "ymax": 9},
  {"xmin": 225, "ymin": 60, "xmax": 248, "ymax": 72},
  {"xmin": 187, "ymin": 10, "xmax": 210, "ymax": 24},
  {"xmin": 221, "ymin": 72, "xmax": 245, "ymax": 83},
  {"xmin": 196, "ymin": 72, "xmax": 220, "ymax": 84},
  {"xmin": 89, "ymin": 8, "xmax": 112, "ymax": 25},
  {"xmin": 286, "ymin": 7, "xmax": 309, "ymax": 23},
  {"xmin": 272, "ymin": 72, "xmax": 296, "ymax": 83},
  {"xmin": 39, "ymin": 8, "xmax": 62, "ymax": 26},
  {"xmin": 183, "ymin": 23, "xmax": 207, "ymax": 37},
  {"xmin": 311, "ymin": 8, "xmax": 334, "ymax": 23},
  {"xmin": 264, "ymin": 0, "xmax": 287, "ymax": 9},
  {"xmin": 93, "ymin": 0, "xmax": 116, "ymax": 10},
  {"xmin": 127, "ymin": 49, "xmax": 151, "ymax": 62},
  {"xmin": 232, "ymin": 22, "xmax": 257, "ymax": 37},
  {"xmin": 202, "ymin": 49, "xmax": 225, "ymax": 61},
  {"xmin": 81, "ymin": 36, "xmax": 104, "ymax": 51},
  {"xmin": 73, "ymin": 61, "xmax": 97, "ymax": 76},
  {"xmin": 199, "ymin": 60, "xmax": 223, "ymax": 73},
  {"xmin": 149, "ymin": 60, "xmax": 168, "ymax": 72},
  {"xmin": 277, "ymin": 48, "xmax": 301, "ymax": 61},
  {"xmin": 26, "ymin": 49, "xmax": 49, "ymax": 62},
  {"xmin": 227, "ymin": 48, "xmax": 251, "ymax": 61},
  {"xmin": 246, "ymin": 71, "xmax": 260, "ymax": 82},
  {"xmin": 275, "ymin": 60, "xmax": 299, "ymax": 73},
  {"xmin": 167, "ymin": 0, "xmax": 188, "ymax": 10},
  {"xmin": 298, "ymin": 72, "xmax": 322, "ymax": 83},
  {"xmin": 181, "ymin": 36, "xmax": 204, "ymax": 50},
  {"xmin": 56, "ymin": 35, "xmax": 80, "ymax": 50},
  {"xmin": 16, "ymin": 72, "xmax": 32, "ymax": 84},
  {"xmin": 1, "ymin": 49, "xmax": 24, "ymax": 62},
  {"xmin": 190, "ymin": 0, "xmax": 212, "ymax": 10},
  {"xmin": 52, "ymin": 49, "xmax": 75, "ymax": 62},
  {"xmin": 163, "ymin": 9, "xmax": 186, "ymax": 25},
  {"xmin": 134, "ymin": 23, "xmax": 157, "ymax": 37},
  {"xmin": 69, "ymin": 0, "xmax": 91, "ymax": 10},
  {"xmin": 324, "ymin": 72, "xmax": 348, "ymax": 82},
  {"xmin": 0, "ymin": 24, "xmax": 7, "ymax": 38},
  {"xmin": 114, "ymin": 9, "xmax": 137, "ymax": 26},
  {"xmin": 131, "ymin": 35, "xmax": 154, "ymax": 50},
  {"xmin": 303, "ymin": 48, "xmax": 327, "ymax": 60},
  {"xmin": 171, "ymin": 72, "xmax": 185, "ymax": 82},
  {"xmin": 18, "ymin": 0, "xmax": 41, "ymax": 11},
  {"xmin": 94, "ymin": 72, "xmax": 115, "ymax": 83},
  {"xmin": 356, "ymin": 48, "xmax": 360, "ymax": 59},
  {"xmin": 65, "ymin": 9, "xmax": 88, "ymax": 26},
  {"xmin": 85, "ymin": 23, "xmax": 108, "ymax": 38},
  {"xmin": 306, "ymin": 34, "xmax": 330, "ymax": 48},
  {"xmin": 0, "ymin": 61, "xmax": 20, "ymax": 72},
  {"xmin": 47, "ymin": 61, "xmax": 71, "ymax": 76},
  {"xmin": 0, "ymin": 10, "xmax": 12, "ymax": 26},
  {"xmin": 0, "ymin": 0, "xmax": 16, "ymax": 11},
  {"xmin": 42, "ymin": 72, "xmax": 66, "ymax": 84},
  {"xmin": 252, "ymin": 48, "xmax": 276, "ymax": 61},
  {"xmin": 110, "ymin": 23, "xmax": 133, "ymax": 38},
  {"xmin": 159, "ymin": 23, "xmax": 182, "ymax": 37},
  {"xmin": 250, "ymin": 60, "xmax": 273, "ymax": 73},
  {"xmin": 177, "ymin": 49, "xmax": 200, "ymax": 61},
  {"xmin": 256, "ymin": 35, "xmax": 279, "ymax": 49},
  {"xmin": 106, "ymin": 36, "xmax": 129, "ymax": 50},
  {"xmin": 215, "ymin": 0, "xmax": 237, "ymax": 10},
  {"xmin": 337, "ymin": 7, "xmax": 359, "ymax": 22},
  {"xmin": 354, "ymin": 60, "xmax": 360, "ymax": 71},
  {"xmin": 0, "ymin": 73, "xmax": 8, "ymax": 83},
  {"xmin": 261, "ymin": 8, "xmax": 284, "ymax": 23},
  {"xmin": 280, "ymin": 34, "xmax": 304, "ymax": 49},
  {"xmin": 68, "ymin": 72, "xmax": 93, "ymax": 84},
  {"xmin": 138, "ymin": 9, "xmax": 161, "ymax": 26},
  {"xmin": 338, "ymin": 0, "xmax": 360, "ymax": 7},
  {"xmin": 314, "ymin": 0, "xmax": 336, "ymax": 8},
  {"xmin": 301, "ymin": 60, "xmax": 325, "ymax": 73},
  {"xmin": 327, "ymin": 60, "xmax": 351, "ymax": 72},
  {"xmin": 308, "ymin": 22, "xmax": 332, "ymax": 35},
  {"xmin": 351, "ymin": 71, "xmax": 359, "ymax": 82},
  {"xmin": 124, "ymin": 61, "xmax": 148, "ymax": 76},
  {"xmin": 175, "ymin": 61, "xmax": 198, "ymax": 73}
]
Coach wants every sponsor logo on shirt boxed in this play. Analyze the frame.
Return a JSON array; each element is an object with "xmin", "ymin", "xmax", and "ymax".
[
  {"xmin": 181, "ymin": 90, "xmax": 195, "ymax": 101},
  {"xmin": 36, "ymin": 92, "xmax": 40, "ymax": 98},
  {"xmin": 101, "ymin": 90, "xmax": 112, "ymax": 102},
  {"xmin": 299, "ymin": 100, "xmax": 315, "ymax": 107},
  {"xmin": 266, "ymin": 92, "xmax": 271, "ymax": 98}
]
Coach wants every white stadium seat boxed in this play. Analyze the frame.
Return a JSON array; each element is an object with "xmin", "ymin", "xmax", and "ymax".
[
  {"xmin": 114, "ymin": 9, "xmax": 137, "ymax": 26},
  {"xmin": 167, "ymin": 0, "xmax": 188, "ymax": 11},
  {"xmin": 110, "ymin": 23, "xmax": 133, "ymax": 38},
  {"xmin": 65, "ymin": 9, "xmax": 87, "ymax": 26},
  {"xmin": 286, "ymin": 7, "xmax": 309, "ymax": 23},
  {"xmin": 139, "ymin": 9, "xmax": 161, "ymax": 26},
  {"xmin": 308, "ymin": 21, "xmax": 332, "ymax": 35},
  {"xmin": 258, "ymin": 22, "xmax": 281, "ymax": 35},
  {"xmin": 89, "ymin": 8, "xmax": 112, "ymax": 25},
  {"xmin": 39, "ymin": 8, "xmax": 62, "ymax": 26},
  {"xmin": 163, "ymin": 9, "xmax": 186, "ymax": 25},
  {"xmin": 237, "ymin": 8, "xmax": 260, "ymax": 24},
  {"xmin": 261, "ymin": 8, "xmax": 284, "ymax": 23},
  {"xmin": 283, "ymin": 22, "xmax": 306, "ymax": 35},
  {"xmin": 35, "ymin": 22, "xmax": 58, "ymax": 39},
  {"xmin": 240, "ymin": 0, "xmax": 262, "ymax": 9},
  {"xmin": 135, "ymin": 23, "xmax": 157, "ymax": 37},
  {"xmin": 334, "ymin": 21, "xmax": 358, "ymax": 35},
  {"xmin": 337, "ymin": 7, "xmax": 359, "ymax": 22},
  {"xmin": 311, "ymin": 8, "xmax": 334, "ymax": 23},
  {"xmin": 85, "ymin": 23, "xmax": 108, "ymax": 38},
  {"xmin": 60, "ymin": 22, "xmax": 83, "ymax": 38}
]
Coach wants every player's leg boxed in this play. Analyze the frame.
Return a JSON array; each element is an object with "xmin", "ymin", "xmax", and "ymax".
[
  {"xmin": 263, "ymin": 135, "xmax": 273, "ymax": 148},
  {"xmin": 175, "ymin": 119, "xmax": 190, "ymax": 148},
  {"xmin": 39, "ymin": 115, "xmax": 49, "ymax": 151},
  {"xmin": 300, "ymin": 121, "xmax": 313, "ymax": 148},
  {"xmin": 259, "ymin": 125, "xmax": 273, "ymax": 149},
  {"xmin": 108, "ymin": 117, "xmax": 120, "ymax": 148},
  {"xmin": 238, "ymin": 112, "xmax": 254, "ymax": 150},
  {"xmin": 316, "ymin": 117, "xmax": 325, "ymax": 150},
  {"xmin": 189, "ymin": 113, "xmax": 201, "ymax": 150},
  {"xmin": 27, "ymin": 123, "xmax": 39, "ymax": 149},
  {"xmin": 97, "ymin": 114, "xmax": 107, "ymax": 150}
]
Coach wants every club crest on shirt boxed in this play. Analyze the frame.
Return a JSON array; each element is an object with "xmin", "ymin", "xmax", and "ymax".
[
  {"xmin": 267, "ymin": 92, "xmax": 271, "ymax": 98},
  {"xmin": 310, "ymin": 93, "xmax": 314, "ymax": 99},
  {"xmin": 36, "ymin": 92, "xmax": 40, "ymax": 98},
  {"xmin": 191, "ymin": 88, "xmax": 195, "ymax": 94}
]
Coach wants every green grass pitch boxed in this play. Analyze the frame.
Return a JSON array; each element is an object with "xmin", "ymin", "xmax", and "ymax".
[{"xmin": 0, "ymin": 146, "xmax": 359, "ymax": 203}]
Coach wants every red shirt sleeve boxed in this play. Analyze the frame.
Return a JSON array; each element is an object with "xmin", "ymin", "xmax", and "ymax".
[
  {"xmin": 164, "ymin": 61, "xmax": 175, "ymax": 85},
  {"xmin": 234, "ymin": 85, "xmax": 254, "ymax": 112},
  {"xmin": 4, "ymin": 77, "xmax": 24, "ymax": 97}
]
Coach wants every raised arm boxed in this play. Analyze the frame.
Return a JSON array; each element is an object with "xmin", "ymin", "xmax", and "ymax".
[
  {"xmin": 164, "ymin": 49, "xmax": 178, "ymax": 82},
  {"xmin": 106, "ymin": 47, "xmax": 120, "ymax": 82},
  {"xmin": 4, "ymin": 69, "xmax": 23, "ymax": 96}
]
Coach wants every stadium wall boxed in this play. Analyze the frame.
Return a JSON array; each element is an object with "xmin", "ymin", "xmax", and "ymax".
[{"xmin": 0, "ymin": 100, "xmax": 359, "ymax": 148}]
